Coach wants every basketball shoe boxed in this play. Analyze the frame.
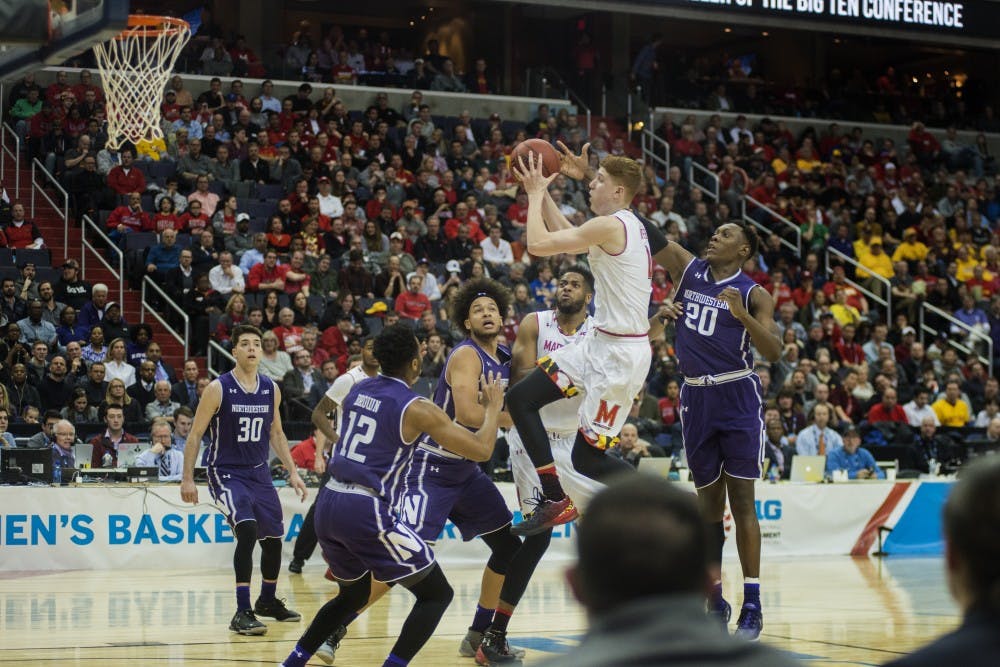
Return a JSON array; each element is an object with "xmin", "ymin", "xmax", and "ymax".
[
  {"xmin": 460, "ymin": 629, "xmax": 483, "ymax": 657},
  {"xmin": 229, "ymin": 609, "xmax": 267, "ymax": 635},
  {"xmin": 510, "ymin": 497, "xmax": 577, "ymax": 537},
  {"xmin": 707, "ymin": 596, "xmax": 731, "ymax": 631},
  {"xmin": 288, "ymin": 558, "xmax": 304, "ymax": 574},
  {"xmin": 314, "ymin": 625, "xmax": 348, "ymax": 665},
  {"xmin": 733, "ymin": 603, "xmax": 763, "ymax": 641},
  {"xmin": 475, "ymin": 629, "xmax": 525, "ymax": 664},
  {"xmin": 254, "ymin": 597, "xmax": 302, "ymax": 622}
]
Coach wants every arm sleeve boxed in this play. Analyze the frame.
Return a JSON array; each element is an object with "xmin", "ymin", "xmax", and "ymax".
[{"xmin": 636, "ymin": 212, "xmax": 668, "ymax": 255}]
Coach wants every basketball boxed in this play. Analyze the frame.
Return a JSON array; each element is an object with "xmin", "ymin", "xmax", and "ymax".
[{"xmin": 512, "ymin": 138, "xmax": 561, "ymax": 177}]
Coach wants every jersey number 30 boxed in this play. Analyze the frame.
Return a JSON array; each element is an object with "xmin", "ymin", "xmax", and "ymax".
[
  {"xmin": 341, "ymin": 412, "xmax": 376, "ymax": 463},
  {"xmin": 684, "ymin": 302, "xmax": 719, "ymax": 336},
  {"xmin": 237, "ymin": 417, "xmax": 264, "ymax": 442}
]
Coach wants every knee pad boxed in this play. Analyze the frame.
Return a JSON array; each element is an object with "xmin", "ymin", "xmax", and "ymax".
[{"xmin": 482, "ymin": 527, "xmax": 521, "ymax": 575}]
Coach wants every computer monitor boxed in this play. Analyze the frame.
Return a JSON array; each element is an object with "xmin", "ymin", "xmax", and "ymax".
[{"xmin": 2, "ymin": 447, "xmax": 53, "ymax": 484}]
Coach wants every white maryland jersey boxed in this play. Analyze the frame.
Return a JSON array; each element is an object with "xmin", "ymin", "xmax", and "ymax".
[
  {"xmin": 536, "ymin": 309, "xmax": 591, "ymax": 434},
  {"xmin": 587, "ymin": 208, "xmax": 652, "ymax": 335},
  {"xmin": 325, "ymin": 364, "xmax": 372, "ymax": 428}
]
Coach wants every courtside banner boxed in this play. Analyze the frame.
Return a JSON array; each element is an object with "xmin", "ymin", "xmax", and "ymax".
[{"xmin": 0, "ymin": 481, "xmax": 947, "ymax": 570}]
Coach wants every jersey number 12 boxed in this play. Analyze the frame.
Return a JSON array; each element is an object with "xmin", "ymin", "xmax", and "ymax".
[{"xmin": 341, "ymin": 411, "xmax": 376, "ymax": 463}]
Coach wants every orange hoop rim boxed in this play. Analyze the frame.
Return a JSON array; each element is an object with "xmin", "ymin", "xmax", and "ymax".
[{"xmin": 112, "ymin": 14, "xmax": 190, "ymax": 39}]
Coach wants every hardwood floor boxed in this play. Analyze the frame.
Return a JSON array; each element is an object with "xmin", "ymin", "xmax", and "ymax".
[{"xmin": 0, "ymin": 556, "xmax": 958, "ymax": 665}]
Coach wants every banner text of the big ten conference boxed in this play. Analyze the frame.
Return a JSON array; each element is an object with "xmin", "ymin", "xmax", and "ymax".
[{"xmin": 684, "ymin": 0, "xmax": 964, "ymax": 30}]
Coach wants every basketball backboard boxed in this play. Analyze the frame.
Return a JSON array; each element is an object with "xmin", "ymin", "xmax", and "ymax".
[{"xmin": 0, "ymin": 0, "xmax": 128, "ymax": 81}]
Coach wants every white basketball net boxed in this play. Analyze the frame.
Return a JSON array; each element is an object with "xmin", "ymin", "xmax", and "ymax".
[{"xmin": 93, "ymin": 18, "xmax": 191, "ymax": 151}]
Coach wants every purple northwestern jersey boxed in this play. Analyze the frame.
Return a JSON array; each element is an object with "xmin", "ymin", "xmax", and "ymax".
[
  {"xmin": 675, "ymin": 258, "xmax": 760, "ymax": 378},
  {"xmin": 206, "ymin": 372, "xmax": 275, "ymax": 468},
  {"xmin": 421, "ymin": 339, "xmax": 510, "ymax": 453},
  {"xmin": 329, "ymin": 375, "xmax": 422, "ymax": 502}
]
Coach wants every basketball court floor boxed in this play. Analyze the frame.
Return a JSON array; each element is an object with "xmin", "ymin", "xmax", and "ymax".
[{"xmin": 0, "ymin": 555, "xmax": 957, "ymax": 665}]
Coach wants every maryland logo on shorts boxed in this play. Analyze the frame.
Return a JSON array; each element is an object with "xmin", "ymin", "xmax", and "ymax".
[{"xmin": 537, "ymin": 355, "xmax": 579, "ymax": 398}]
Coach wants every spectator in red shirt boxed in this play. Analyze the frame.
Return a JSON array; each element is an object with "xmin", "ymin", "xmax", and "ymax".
[
  {"xmin": 271, "ymin": 307, "xmax": 304, "ymax": 351},
  {"xmin": 320, "ymin": 315, "xmax": 354, "ymax": 371},
  {"xmin": 106, "ymin": 148, "xmax": 146, "ymax": 196},
  {"xmin": 70, "ymin": 69, "xmax": 103, "ymax": 104},
  {"xmin": 247, "ymin": 250, "xmax": 288, "ymax": 292},
  {"xmin": 444, "ymin": 202, "xmax": 486, "ymax": 242},
  {"xmin": 907, "ymin": 121, "xmax": 941, "ymax": 169},
  {"xmin": 177, "ymin": 199, "xmax": 210, "ymax": 235},
  {"xmin": 395, "ymin": 273, "xmax": 433, "ymax": 321},
  {"xmin": 290, "ymin": 430, "xmax": 322, "ymax": 470},
  {"xmin": 834, "ymin": 323, "xmax": 865, "ymax": 366},
  {"xmin": 867, "ymin": 387, "xmax": 908, "ymax": 424},
  {"xmin": 106, "ymin": 192, "xmax": 150, "ymax": 245},
  {"xmin": 4, "ymin": 203, "xmax": 44, "ymax": 249},
  {"xmin": 283, "ymin": 250, "xmax": 312, "ymax": 296},
  {"xmin": 657, "ymin": 379, "xmax": 681, "ymax": 426}
]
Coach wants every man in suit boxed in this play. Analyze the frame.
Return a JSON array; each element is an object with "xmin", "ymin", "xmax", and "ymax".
[
  {"xmin": 884, "ymin": 456, "xmax": 1000, "ymax": 666},
  {"xmin": 145, "ymin": 342, "xmax": 176, "ymax": 385},
  {"xmin": 128, "ymin": 360, "xmax": 158, "ymax": 411},
  {"xmin": 540, "ymin": 475, "xmax": 797, "ymax": 667},
  {"xmin": 282, "ymin": 348, "xmax": 323, "ymax": 420},
  {"xmin": 170, "ymin": 359, "xmax": 200, "ymax": 410}
]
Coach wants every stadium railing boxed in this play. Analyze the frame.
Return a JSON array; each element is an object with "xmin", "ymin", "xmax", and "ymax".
[
  {"xmin": 1, "ymin": 122, "xmax": 21, "ymax": 199},
  {"xmin": 689, "ymin": 160, "xmax": 719, "ymax": 202},
  {"xmin": 80, "ymin": 213, "xmax": 124, "ymax": 308},
  {"xmin": 742, "ymin": 194, "xmax": 801, "ymax": 255},
  {"xmin": 824, "ymin": 246, "xmax": 893, "ymax": 317},
  {"xmin": 919, "ymin": 301, "xmax": 994, "ymax": 377},
  {"xmin": 206, "ymin": 339, "xmax": 235, "ymax": 378},
  {"xmin": 640, "ymin": 127, "xmax": 671, "ymax": 181},
  {"xmin": 31, "ymin": 158, "xmax": 69, "ymax": 251},
  {"xmin": 141, "ymin": 275, "xmax": 189, "ymax": 360}
]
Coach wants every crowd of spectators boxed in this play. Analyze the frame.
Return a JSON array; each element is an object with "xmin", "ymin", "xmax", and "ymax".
[{"xmin": 3, "ymin": 59, "xmax": 1000, "ymax": 481}]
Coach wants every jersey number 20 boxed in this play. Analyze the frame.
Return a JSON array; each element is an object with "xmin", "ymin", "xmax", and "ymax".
[
  {"xmin": 684, "ymin": 302, "xmax": 718, "ymax": 336},
  {"xmin": 237, "ymin": 417, "xmax": 264, "ymax": 442},
  {"xmin": 341, "ymin": 411, "xmax": 377, "ymax": 463}
]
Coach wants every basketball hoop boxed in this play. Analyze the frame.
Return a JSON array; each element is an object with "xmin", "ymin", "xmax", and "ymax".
[{"xmin": 93, "ymin": 15, "xmax": 191, "ymax": 151}]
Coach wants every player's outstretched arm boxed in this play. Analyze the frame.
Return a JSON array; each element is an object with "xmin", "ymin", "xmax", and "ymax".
[
  {"xmin": 404, "ymin": 372, "xmax": 505, "ymax": 462},
  {"xmin": 180, "ymin": 379, "xmax": 222, "ymax": 504},
  {"xmin": 516, "ymin": 151, "xmax": 618, "ymax": 256},
  {"xmin": 719, "ymin": 285, "xmax": 783, "ymax": 362},
  {"xmin": 510, "ymin": 312, "xmax": 540, "ymax": 383},
  {"xmin": 653, "ymin": 241, "xmax": 695, "ymax": 287},
  {"xmin": 449, "ymin": 345, "xmax": 512, "ymax": 429},
  {"xmin": 271, "ymin": 385, "xmax": 308, "ymax": 502},
  {"xmin": 310, "ymin": 395, "xmax": 339, "ymax": 447}
]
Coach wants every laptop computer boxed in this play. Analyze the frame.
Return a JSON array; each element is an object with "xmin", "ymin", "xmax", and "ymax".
[
  {"xmin": 638, "ymin": 457, "xmax": 673, "ymax": 478},
  {"xmin": 117, "ymin": 443, "xmax": 151, "ymax": 468},
  {"xmin": 127, "ymin": 467, "xmax": 159, "ymax": 483},
  {"xmin": 2, "ymin": 447, "xmax": 53, "ymax": 484},
  {"xmin": 790, "ymin": 455, "xmax": 826, "ymax": 482}
]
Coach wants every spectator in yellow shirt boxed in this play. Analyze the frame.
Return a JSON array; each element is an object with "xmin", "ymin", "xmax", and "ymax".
[
  {"xmin": 856, "ymin": 238, "xmax": 894, "ymax": 299},
  {"xmin": 891, "ymin": 228, "xmax": 929, "ymax": 264},
  {"xmin": 955, "ymin": 244, "xmax": 980, "ymax": 283},
  {"xmin": 830, "ymin": 287, "xmax": 863, "ymax": 327},
  {"xmin": 932, "ymin": 380, "xmax": 971, "ymax": 427}
]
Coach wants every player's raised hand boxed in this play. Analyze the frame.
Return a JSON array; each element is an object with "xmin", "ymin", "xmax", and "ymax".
[
  {"xmin": 480, "ymin": 371, "xmax": 505, "ymax": 413},
  {"xmin": 556, "ymin": 141, "xmax": 591, "ymax": 180},
  {"xmin": 719, "ymin": 287, "xmax": 751, "ymax": 322},
  {"xmin": 513, "ymin": 151, "xmax": 558, "ymax": 196},
  {"xmin": 180, "ymin": 478, "xmax": 198, "ymax": 504},
  {"xmin": 289, "ymin": 471, "xmax": 309, "ymax": 502},
  {"xmin": 656, "ymin": 299, "xmax": 684, "ymax": 323}
]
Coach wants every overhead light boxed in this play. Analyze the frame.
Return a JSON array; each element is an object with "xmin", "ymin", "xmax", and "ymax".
[
  {"xmin": 724, "ymin": 27, "xmax": 732, "ymax": 33},
  {"xmin": 761, "ymin": 31, "xmax": 769, "ymax": 36}
]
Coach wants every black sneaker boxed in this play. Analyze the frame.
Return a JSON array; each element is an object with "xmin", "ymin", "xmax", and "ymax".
[
  {"xmin": 475, "ymin": 629, "xmax": 525, "ymax": 664},
  {"xmin": 254, "ymin": 597, "xmax": 302, "ymax": 622},
  {"xmin": 288, "ymin": 558, "xmax": 304, "ymax": 574},
  {"xmin": 510, "ymin": 496, "xmax": 577, "ymax": 537},
  {"xmin": 229, "ymin": 608, "xmax": 267, "ymax": 635},
  {"xmin": 314, "ymin": 625, "xmax": 348, "ymax": 665}
]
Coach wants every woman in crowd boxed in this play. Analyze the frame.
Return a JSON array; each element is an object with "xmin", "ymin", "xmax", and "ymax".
[
  {"xmin": 56, "ymin": 306, "xmax": 89, "ymax": 348},
  {"xmin": 258, "ymin": 330, "xmax": 292, "ymax": 382},
  {"xmin": 103, "ymin": 338, "xmax": 136, "ymax": 387},
  {"xmin": 100, "ymin": 378, "xmax": 143, "ymax": 423},
  {"xmin": 261, "ymin": 289, "xmax": 282, "ymax": 330},
  {"xmin": 214, "ymin": 293, "xmax": 247, "ymax": 349},
  {"xmin": 62, "ymin": 387, "xmax": 99, "ymax": 424},
  {"xmin": 81, "ymin": 325, "xmax": 108, "ymax": 365}
]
